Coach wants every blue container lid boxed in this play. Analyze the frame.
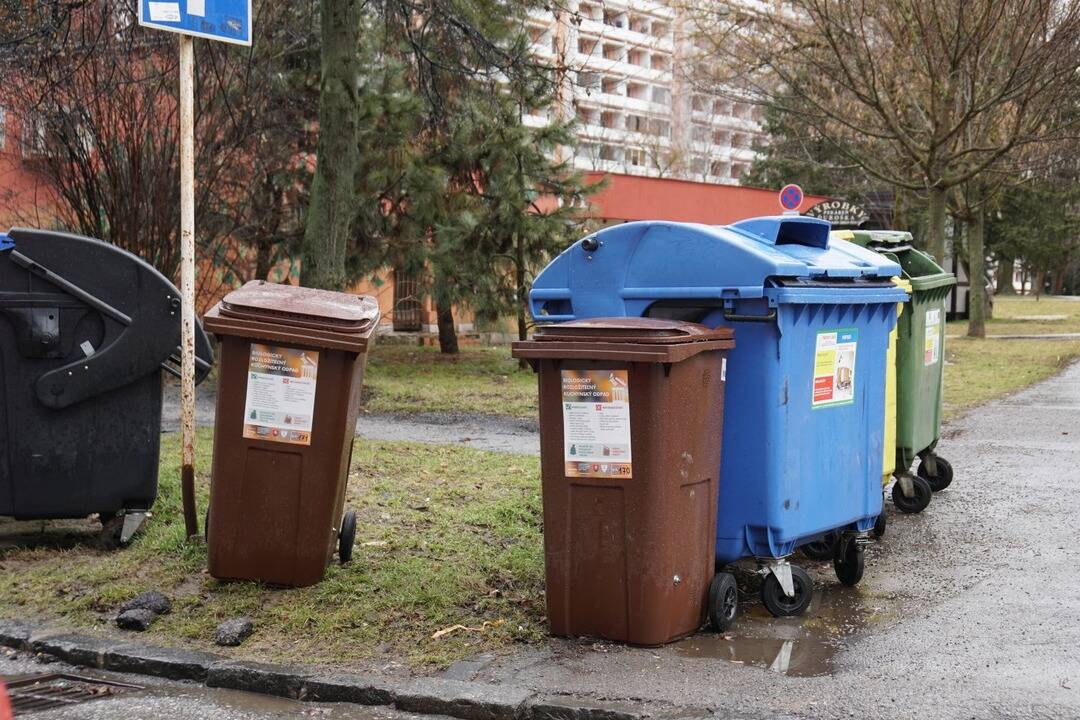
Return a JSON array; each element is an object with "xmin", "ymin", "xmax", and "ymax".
[
  {"xmin": 532, "ymin": 216, "xmax": 903, "ymax": 309},
  {"xmin": 0, "ymin": 233, "xmax": 13, "ymax": 252}
]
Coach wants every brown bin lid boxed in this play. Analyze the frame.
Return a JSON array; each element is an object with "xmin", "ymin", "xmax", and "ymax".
[
  {"xmin": 532, "ymin": 317, "xmax": 732, "ymax": 345},
  {"xmin": 218, "ymin": 281, "xmax": 379, "ymax": 331},
  {"xmin": 204, "ymin": 281, "xmax": 380, "ymax": 353},
  {"xmin": 513, "ymin": 317, "xmax": 732, "ymax": 363}
]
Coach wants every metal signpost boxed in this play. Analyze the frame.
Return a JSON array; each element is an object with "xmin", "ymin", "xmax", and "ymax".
[{"xmin": 138, "ymin": 1, "xmax": 252, "ymax": 538}]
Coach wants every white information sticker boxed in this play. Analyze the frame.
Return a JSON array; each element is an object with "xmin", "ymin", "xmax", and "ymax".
[
  {"xmin": 147, "ymin": 2, "xmax": 182, "ymax": 22},
  {"xmin": 561, "ymin": 369, "xmax": 632, "ymax": 479},
  {"xmin": 187, "ymin": 0, "xmax": 206, "ymax": 17},
  {"xmin": 924, "ymin": 309, "xmax": 942, "ymax": 366},
  {"xmin": 812, "ymin": 328, "xmax": 858, "ymax": 408},
  {"xmin": 243, "ymin": 344, "xmax": 319, "ymax": 445}
]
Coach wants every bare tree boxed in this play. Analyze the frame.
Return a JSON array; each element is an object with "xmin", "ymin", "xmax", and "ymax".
[{"xmin": 686, "ymin": 0, "xmax": 1080, "ymax": 273}]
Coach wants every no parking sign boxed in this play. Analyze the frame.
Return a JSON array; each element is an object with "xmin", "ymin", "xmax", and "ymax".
[{"xmin": 779, "ymin": 184, "xmax": 804, "ymax": 212}]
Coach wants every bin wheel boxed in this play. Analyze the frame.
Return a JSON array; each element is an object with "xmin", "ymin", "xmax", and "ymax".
[
  {"xmin": 892, "ymin": 475, "xmax": 932, "ymax": 514},
  {"xmin": 917, "ymin": 456, "xmax": 954, "ymax": 492},
  {"xmin": 833, "ymin": 539, "xmax": 865, "ymax": 587},
  {"xmin": 873, "ymin": 511, "xmax": 887, "ymax": 538},
  {"xmin": 800, "ymin": 533, "xmax": 838, "ymax": 561},
  {"xmin": 338, "ymin": 510, "xmax": 357, "ymax": 564},
  {"xmin": 760, "ymin": 565, "xmax": 813, "ymax": 617},
  {"xmin": 708, "ymin": 573, "xmax": 738, "ymax": 632}
]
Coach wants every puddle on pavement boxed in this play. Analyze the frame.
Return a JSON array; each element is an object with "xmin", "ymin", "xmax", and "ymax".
[{"xmin": 672, "ymin": 585, "xmax": 892, "ymax": 677}]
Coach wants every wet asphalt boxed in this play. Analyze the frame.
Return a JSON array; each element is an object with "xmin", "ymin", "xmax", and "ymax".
[
  {"xmin": 451, "ymin": 361, "xmax": 1080, "ymax": 719},
  {"xmin": 0, "ymin": 654, "xmax": 438, "ymax": 720}
]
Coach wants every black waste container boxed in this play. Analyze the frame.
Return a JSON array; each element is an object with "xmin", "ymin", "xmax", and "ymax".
[{"xmin": 0, "ymin": 228, "xmax": 213, "ymax": 543}]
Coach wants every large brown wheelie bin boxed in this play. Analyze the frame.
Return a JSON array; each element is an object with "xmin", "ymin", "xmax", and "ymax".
[
  {"xmin": 203, "ymin": 281, "xmax": 379, "ymax": 587},
  {"xmin": 512, "ymin": 318, "xmax": 737, "ymax": 644}
]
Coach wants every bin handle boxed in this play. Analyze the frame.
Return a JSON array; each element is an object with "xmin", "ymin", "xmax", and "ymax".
[
  {"xmin": 723, "ymin": 307, "xmax": 777, "ymax": 323},
  {"xmin": 10, "ymin": 250, "xmax": 132, "ymax": 326}
]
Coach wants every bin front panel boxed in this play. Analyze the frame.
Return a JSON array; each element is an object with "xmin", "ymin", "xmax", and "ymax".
[
  {"xmin": 207, "ymin": 334, "xmax": 364, "ymax": 587},
  {"xmin": 534, "ymin": 350, "xmax": 726, "ymax": 646},
  {"xmin": 895, "ymin": 283, "xmax": 952, "ymax": 466},
  {"xmin": 688, "ymin": 298, "xmax": 890, "ymax": 564}
]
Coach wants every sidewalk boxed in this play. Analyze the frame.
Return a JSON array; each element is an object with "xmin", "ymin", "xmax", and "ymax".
[{"xmin": 444, "ymin": 362, "xmax": 1080, "ymax": 720}]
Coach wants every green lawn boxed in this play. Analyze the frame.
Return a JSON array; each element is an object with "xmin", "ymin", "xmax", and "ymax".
[
  {"xmin": 363, "ymin": 344, "xmax": 537, "ymax": 418},
  {"xmin": 0, "ymin": 431, "xmax": 545, "ymax": 669},
  {"xmin": 948, "ymin": 294, "xmax": 1080, "ymax": 336},
  {"xmin": 942, "ymin": 296, "xmax": 1080, "ymax": 419}
]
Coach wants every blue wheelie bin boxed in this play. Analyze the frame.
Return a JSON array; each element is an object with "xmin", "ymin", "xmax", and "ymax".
[{"xmin": 529, "ymin": 216, "xmax": 907, "ymax": 617}]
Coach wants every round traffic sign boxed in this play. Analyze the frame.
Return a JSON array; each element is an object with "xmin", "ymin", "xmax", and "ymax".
[{"xmin": 779, "ymin": 184, "xmax": 804, "ymax": 212}]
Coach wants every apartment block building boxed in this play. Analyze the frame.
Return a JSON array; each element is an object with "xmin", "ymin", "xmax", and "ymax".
[{"xmin": 523, "ymin": 0, "xmax": 764, "ymax": 185}]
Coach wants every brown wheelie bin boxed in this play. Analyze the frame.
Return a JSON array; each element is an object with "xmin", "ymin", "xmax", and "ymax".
[
  {"xmin": 203, "ymin": 281, "xmax": 378, "ymax": 587},
  {"xmin": 512, "ymin": 318, "xmax": 737, "ymax": 644}
]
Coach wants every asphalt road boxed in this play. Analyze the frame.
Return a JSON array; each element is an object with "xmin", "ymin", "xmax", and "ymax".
[
  {"xmin": 161, "ymin": 382, "xmax": 540, "ymax": 455},
  {"xmin": 453, "ymin": 361, "xmax": 1080, "ymax": 719}
]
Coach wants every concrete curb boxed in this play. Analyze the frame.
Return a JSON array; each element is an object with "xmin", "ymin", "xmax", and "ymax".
[{"xmin": 0, "ymin": 619, "xmax": 698, "ymax": 720}]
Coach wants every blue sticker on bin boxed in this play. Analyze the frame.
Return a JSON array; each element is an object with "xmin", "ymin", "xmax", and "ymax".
[{"xmin": 0, "ymin": 234, "xmax": 13, "ymax": 252}]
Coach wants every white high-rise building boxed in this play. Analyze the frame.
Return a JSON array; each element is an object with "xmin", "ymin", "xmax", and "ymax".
[{"xmin": 523, "ymin": 0, "xmax": 764, "ymax": 185}]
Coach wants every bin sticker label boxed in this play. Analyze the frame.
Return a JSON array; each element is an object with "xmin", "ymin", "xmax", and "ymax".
[
  {"xmin": 924, "ymin": 309, "xmax": 942, "ymax": 366},
  {"xmin": 812, "ymin": 328, "xmax": 858, "ymax": 408},
  {"xmin": 243, "ymin": 344, "xmax": 319, "ymax": 445},
  {"xmin": 561, "ymin": 370, "xmax": 632, "ymax": 479}
]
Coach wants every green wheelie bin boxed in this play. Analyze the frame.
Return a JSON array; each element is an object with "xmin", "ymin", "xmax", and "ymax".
[{"xmin": 837, "ymin": 230, "xmax": 957, "ymax": 514}]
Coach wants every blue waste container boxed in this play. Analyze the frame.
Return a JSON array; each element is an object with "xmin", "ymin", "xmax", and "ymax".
[{"xmin": 530, "ymin": 216, "xmax": 907, "ymax": 617}]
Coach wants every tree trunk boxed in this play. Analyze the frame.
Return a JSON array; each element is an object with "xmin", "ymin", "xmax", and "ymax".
[
  {"xmin": 515, "ymin": 231, "xmax": 530, "ymax": 369},
  {"xmin": 436, "ymin": 298, "xmax": 459, "ymax": 354},
  {"xmin": 1034, "ymin": 270, "xmax": 1046, "ymax": 299},
  {"xmin": 995, "ymin": 256, "xmax": 1016, "ymax": 295},
  {"xmin": 1052, "ymin": 268, "xmax": 1066, "ymax": 296},
  {"xmin": 301, "ymin": 0, "xmax": 360, "ymax": 290},
  {"xmin": 967, "ymin": 203, "xmax": 986, "ymax": 339},
  {"xmin": 926, "ymin": 186, "xmax": 947, "ymax": 264}
]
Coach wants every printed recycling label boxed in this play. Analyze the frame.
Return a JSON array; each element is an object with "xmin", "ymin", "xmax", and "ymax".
[
  {"xmin": 561, "ymin": 369, "xmax": 632, "ymax": 479},
  {"xmin": 812, "ymin": 328, "xmax": 858, "ymax": 408},
  {"xmin": 243, "ymin": 343, "xmax": 319, "ymax": 445},
  {"xmin": 924, "ymin": 309, "xmax": 942, "ymax": 366}
]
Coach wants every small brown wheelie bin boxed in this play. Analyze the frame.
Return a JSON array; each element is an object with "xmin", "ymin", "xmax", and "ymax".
[
  {"xmin": 512, "ymin": 318, "xmax": 737, "ymax": 644},
  {"xmin": 203, "ymin": 281, "xmax": 378, "ymax": 587}
]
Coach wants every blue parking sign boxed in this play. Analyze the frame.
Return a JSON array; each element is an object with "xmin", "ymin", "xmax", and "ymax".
[{"xmin": 139, "ymin": 0, "xmax": 252, "ymax": 46}]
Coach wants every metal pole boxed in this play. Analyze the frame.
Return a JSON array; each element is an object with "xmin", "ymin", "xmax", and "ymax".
[{"xmin": 179, "ymin": 35, "xmax": 199, "ymax": 539}]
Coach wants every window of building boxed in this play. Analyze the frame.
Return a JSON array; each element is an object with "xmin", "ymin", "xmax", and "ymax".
[
  {"xmin": 626, "ymin": 114, "xmax": 647, "ymax": 132},
  {"xmin": 731, "ymin": 163, "xmax": 746, "ymax": 180},
  {"xmin": 713, "ymin": 98, "xmax": 733, "ymax": 116},
  {"xmin": 652, "ymin": 22, "xmax": 670, "ymax": 39},
  {"xmin": 578, "ymin": 2, "xmax": 600, "ymax": 21},
  {"xmin": 599, "ymin": 144, "xmax": 619, "ymax": 162},
  {"xmin": 651, "ymin": 53, "xmax": 670, "ymax": 72},
  {"xmin": 601, "ymin": 76, "xmax": 621, "ymax": 95},
  {"xmin": 648, "ymin": 119, "xmax": 670, "ymax": 138},
  {"xmin": 691, "ymin": 95, "xmax": 706, "ymax": 112},
  {"xmin": 651, "ymin": 86, "xmax": 671, "ymax": 106},
  {"xmin": 601, "ymin": 110, "xmax": 620, "ymax": 129},
  {"xmin": 577, "ymin": 106, "xmax": 599, "ymax": 125},
  {"xmin": 629, "ymin": 15, "xmax": 649, "ymax": 33},
  {"xmin": 602, "ymin": 43, "xmax": 623, "ymax": 61},
  {"xmin": 710, "ymin": 160, "xmax": 729, "ymax": 178},
  {"xmin": 627, "ymin": 82, "xmax": 648, "ymax": 100},
  {"xmin": 626, "ymin": 147, "xmax": 646, "ymax": 166},
  {"xmin": 627, "ymin": 49, "xmax": 647, "ymax": 67},
  {"xmin": 578, "ymin": 37, "xmax": 597, "ymax": 56},
  {"xmin": 603, "ymin": 10, "xmax": 625, "ymax": 28}
]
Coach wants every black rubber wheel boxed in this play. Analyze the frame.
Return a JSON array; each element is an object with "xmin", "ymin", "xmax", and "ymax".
[
  {"xmin": 800, "ymin": 533, "xmax": 838, "ymax": 561},
  {"xmin": 708, "ymin": 572, "xmax": 739, "ymax": 632},
  {"xmin": 760, "ymin": 565, "xmax": 813, "ymax": 617},
  {"xmin": 833, "ymin": 538, "xmax": 865, "ymax": 587},
  {"xmin": 892, "ymin": 475, "xmax": 932, "ymax": 514},
  {"xmin": 338, "ymin": 510, "xmax": 357, "ymax": 564},
  {"xmin": 873, "ymin": 511, "xmax": 887, "ymax": 538},
  {"xmin": 917, "ymin": 456, "xmax": 954, "ymax": 492}
]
